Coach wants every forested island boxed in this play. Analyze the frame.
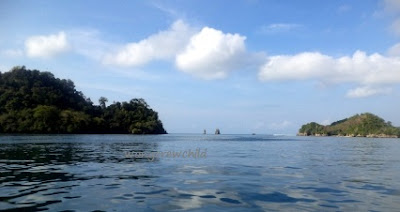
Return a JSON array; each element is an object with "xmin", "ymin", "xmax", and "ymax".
[
  {"xmin": 298, "ymin": 113, "xmax": 400, "ymax": 138},
  {"xmin": 0, "ymin": 66, "xmax": 167, "ymax": 134}
]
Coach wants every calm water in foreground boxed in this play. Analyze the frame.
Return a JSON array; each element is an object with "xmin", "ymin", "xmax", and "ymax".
[{"xmin": 0, "ymin": 134, "xmax": 400, "ymax": 211}]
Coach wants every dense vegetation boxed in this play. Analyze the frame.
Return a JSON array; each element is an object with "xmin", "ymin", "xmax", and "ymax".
[
  {"xmin": 0, "ymin": 66, "xmax": 167, "ymax": 134},
  {"xmin": 298, "ymin": 113, "xmax": 400, "ymax": 138}
]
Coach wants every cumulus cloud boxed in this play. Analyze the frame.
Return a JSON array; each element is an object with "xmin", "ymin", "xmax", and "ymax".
[
  {"xmin": 11, "ymin": 20, "xmax": 254, "ymax": 80},
  {"xmin": 7, "ymin": 19, "xmax": 260, "ymax": 80},
  {"xmin": 103, "ymin": 21, "xmax": 253, "ymax": 79},
  {"xmin": 25, "ymin": 31, "xmax": 69, "ymax": 58},
  {"xmin": 259, "ymin": 52, "xmax": 332, "ymax": 81},
  {"xmin": 259, "ymin": 47, "xmax": 400, "ymax": 97},
  {"xmin": 259, "ymin": 50, "xmax": 400, "ymax": 84},
  {"xmin": 346, "ymin": 86, "xmax": 391, "ymax": 98},
  {"xmin": 175, "ymin": 27, "xmax": 248, "ymax": 79},
  {"xmin": 103, "ymin": 20, "xmax": 194, "ymax": 67}
]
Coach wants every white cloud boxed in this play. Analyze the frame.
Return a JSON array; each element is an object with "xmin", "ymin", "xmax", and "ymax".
[
  {"xmin": 25, "ymin": 31, "xmax": 69, "ymax": 58},
  {"xmin": 259, "ymin": 46, "xmax": 400, "ymax": 97},
  {"xmin": 259, "ymin": 50, "xmax": 400, "ymax": 84},
  {"xmin": 259, "ymin": 23, "xmax": 302, "ymax": 34},
  {"xmin": 259, "ymin": 52, "xmax": 332, "ymax": 81},
  {"xmin": 13, "ymin": 20, "xmax": 255, "ymax": 80},
  {"xmin": 346, "ymin": 86, "xmax": 391, "ymax": 98},
  {"xmin": 103, "ymin": 21, "xmax": 253, "ymax": 80},
  {"xmin": 103, "ymin": 20, "xmax": 194, "ymax": 67},
  {"xmin": 388, "ymin": 43, "xmax": 400, "ymax": 56},
  {"xmin": 175, "ymin": 27, "xmax": 247, "ymax": 80}
]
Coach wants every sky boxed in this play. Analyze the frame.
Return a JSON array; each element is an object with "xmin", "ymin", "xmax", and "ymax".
[{"xmin": 1, "ymin": 0, "xmax": 400, "ymax": 134}]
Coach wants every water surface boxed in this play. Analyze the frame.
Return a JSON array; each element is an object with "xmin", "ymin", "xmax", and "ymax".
[{"xmin": 0, "ymin": 134, "xmax": 399, "ymax": 211}]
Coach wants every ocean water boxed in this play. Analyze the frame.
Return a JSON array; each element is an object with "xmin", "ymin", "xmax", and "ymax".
[{"xmin": 0, "ymin": 134, "xmax": 400, "ymax": 211}]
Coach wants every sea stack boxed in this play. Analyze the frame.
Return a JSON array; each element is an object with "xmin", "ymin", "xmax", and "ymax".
[{"xmin": 215, "ymin": 128, "xmax": 220, "ymax": 135}]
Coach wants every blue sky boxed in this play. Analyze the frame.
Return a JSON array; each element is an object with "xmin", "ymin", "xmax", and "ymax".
[{"xmin": 1, "ymin": 0, "xmax": 400, "ymax": 134}]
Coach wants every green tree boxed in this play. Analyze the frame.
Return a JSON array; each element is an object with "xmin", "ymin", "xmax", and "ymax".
[
  {"xmin": 98, "ymin": 97, "xmax": 108, "ymax": 109},
  {"xmin": 0, "ymin": 66, "xmax": 167, "ymax": 134},
  {"xmin": 32, "ymin": 105, "xmax": 60, "ymax": 133},
  {"xmin": 299, "ymin": 113, "xmax": 399, "ymax": 137}
]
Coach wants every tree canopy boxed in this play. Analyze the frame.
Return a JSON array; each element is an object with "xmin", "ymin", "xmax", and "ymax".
[
  {"xmin": 298, "ymin": 113, "xmax": 400, "ymax": 138},
  {"xmin": 0, "ymin": 66, "xmax": 167, "ymax": 134}
]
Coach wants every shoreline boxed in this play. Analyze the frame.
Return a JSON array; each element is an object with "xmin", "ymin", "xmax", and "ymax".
[{"xmin": 297, "ymin": 133, "xmax": 399, "ymax": 138}]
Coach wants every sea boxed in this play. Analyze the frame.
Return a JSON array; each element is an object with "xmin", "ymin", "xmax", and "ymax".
[{"xmin": 0, "ymin": 134, "xmax": 399, "ymax": 211}]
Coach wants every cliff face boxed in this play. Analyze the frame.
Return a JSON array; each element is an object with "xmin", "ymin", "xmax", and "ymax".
[{"xmin": 298, "ymin": 113, "xmax": 400, "ymax": 138}]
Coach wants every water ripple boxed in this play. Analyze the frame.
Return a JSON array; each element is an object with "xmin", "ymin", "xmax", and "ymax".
[{"xmin": 0, "ymin": 134, "xmax": 399, "ymax": 211}]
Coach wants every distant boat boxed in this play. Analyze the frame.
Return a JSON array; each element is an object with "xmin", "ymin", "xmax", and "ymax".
[
  {"xmin": 203, "ymin": 129, "xmax": 206, "ymax": 134},
  {"xmin": 252, "ymin": 133, "xmax": 256, "ymax": 135},
  {"xmin": 215, "ymin": 128, "xmax": 220, "ymax": 135}
]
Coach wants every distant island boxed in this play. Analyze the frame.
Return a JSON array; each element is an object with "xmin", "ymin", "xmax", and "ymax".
[
  {"xmin": 298, "ymin": 113, "xmax": 400, "ymax": 138},
  {"xmin": 0, "ymin": 66, "xmax": 167, "ymax": 134}
]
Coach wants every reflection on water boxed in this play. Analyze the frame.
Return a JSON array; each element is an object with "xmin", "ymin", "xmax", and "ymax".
[{"xmin": 0, "ymin": 135, "xmax": 400, "ymax": 211}]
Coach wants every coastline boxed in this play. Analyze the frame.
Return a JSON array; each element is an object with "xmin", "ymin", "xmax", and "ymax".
[{"xmin": 297, "ymin": 133, "xmax": 399, "ymax": 138}]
